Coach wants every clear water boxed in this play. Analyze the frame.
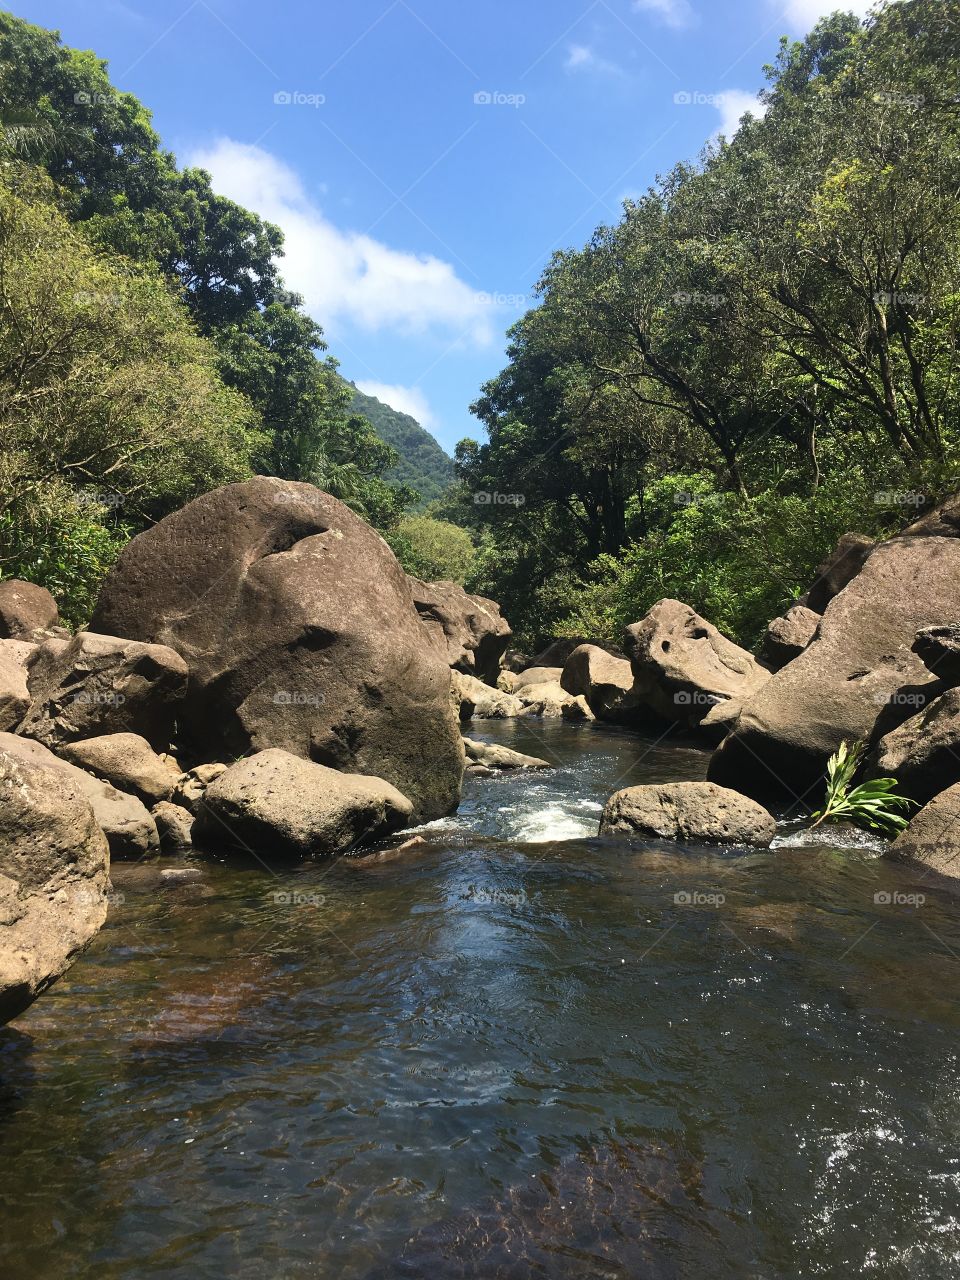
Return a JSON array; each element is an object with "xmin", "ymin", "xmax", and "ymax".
[{"xmin": 2, "ymin": 719, "xmax": 960, "ymax": 1279}]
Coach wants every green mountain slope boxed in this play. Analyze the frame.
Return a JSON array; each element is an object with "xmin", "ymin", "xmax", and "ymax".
[{"xmin": 345, "ymin": 382, "xmax": 455, "ymax": 507}]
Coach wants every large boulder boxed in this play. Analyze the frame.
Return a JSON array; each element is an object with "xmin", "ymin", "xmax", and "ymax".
[
  {"xmin": 625, "ymin": 600, "xmax": 770, "ymax": 731},
  {"xmin": 516, "ymin": 681, "xmax": 587, "ymax": 719},
  {"xmin": 761, "ymin": 606, "xmax": 820, "ymax": 671},
  {"xmin": 60, "ymin": 733, "xmax": 181, "ymax": 807},
  {"xmin": 0, "ymin": 639, "xmax": 35, "ymax": 731},
  {"xmin": 452, "ymin": 671, "xmax": 523, "ymax": 720},
  {"xmin": 408, "ymin": 578, "xmax": 511, "ymax": 685},
  {"xmin": 90, "ymin": 478, "xmax": 464, "ymax": 822},
  {"xmin": 871, "ymin": 688, "xmax": 960, "ymax": 804},
  {"xmin": 0, "ymin": 750, "xmax": 109, "ymax": 1023},
  {"xmin": 0, "ymin": 732, "xmax": 158, "ymax": 858},
  {"xmin": 599, "ymin": 782, "xmax": 776, "ymax": 847},
  {"xmin": 710, "ymin": 536, "xmax": 960, "ymax": 801},
  {"xmin": 560, "ymin": 644, "xmax": 645, "ymax": 725},
  {"xmin": 887, "ymin": 783, "xmax": 960, "ymax": 880},
  {"xmin": 18, "ymin": 632, "xmax": 188, "ymax": 751},
  {"xmin": 152, "ymin": 800, "xmax": 195, "ymax": 851},
  {"xmin": 193, "ymin": 749, "xmax": 413, "ymax": 859},
  {"xmin": 514, "ymin": 666, "xmax": 563, "ymax": 690},
  {"xmin": 0, "ymin": 579, "xmax": 58, "ymax": 639},
  {"xmin": 805, "ymin": 533, "xmax": 875, "ymax": 614}
]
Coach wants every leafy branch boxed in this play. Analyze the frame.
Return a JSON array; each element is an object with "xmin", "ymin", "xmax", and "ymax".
[{"xmin": 809, "ymin": 739, "xmax": 916, "ymax": 836}]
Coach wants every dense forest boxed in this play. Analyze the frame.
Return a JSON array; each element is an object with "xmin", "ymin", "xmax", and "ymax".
[
  {"xmin": 1, "ymin": 2, "xmax": 958, "ymax": 650},
  {"xmin": 446, "ymin": 0, "xmax": 960, "ymax": 647}
]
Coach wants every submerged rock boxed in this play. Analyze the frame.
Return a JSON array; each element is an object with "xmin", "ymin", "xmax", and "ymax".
[
  {"xmin": 462, "ymin": 738, "xmax": 551, "ymax": 771},
  {"xmin": 626, "ymin": 599, "xmax": 769, "ymax": 731},
  {"xmin": 0, "ymin": 749, "xmax": 109, "ymax": 1024},
  {"xmin": 90, "ymin": 478, "xmax": 464, "ymax": 823},
  {"xmin": 599, "ymin": 781, "xmax": 777, "ymax": 846},
  {"xmin": 193, "ymin": 748, "xmax": 414, "ymax": 859}
]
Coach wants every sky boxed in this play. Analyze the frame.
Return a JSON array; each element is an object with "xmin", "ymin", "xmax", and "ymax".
[{"xmin": 18, "ymin": 0, "xmax": 873, "ymax": 452}]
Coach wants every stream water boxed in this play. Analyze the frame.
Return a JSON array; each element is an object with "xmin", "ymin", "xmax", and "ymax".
[{"xmin": 2, "ymin": 719, "xmax": 960, "ymax": 1279}]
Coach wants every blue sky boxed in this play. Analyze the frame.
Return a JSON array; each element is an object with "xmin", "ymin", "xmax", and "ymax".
[{"xmin": 18, "ymin": 0, "xmax": 871, "ymax": 452}]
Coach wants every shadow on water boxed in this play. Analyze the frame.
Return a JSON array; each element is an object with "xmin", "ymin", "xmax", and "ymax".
[{"xmin": 2, "ymin": 721, "xmax": 960, "ymax": 1278}]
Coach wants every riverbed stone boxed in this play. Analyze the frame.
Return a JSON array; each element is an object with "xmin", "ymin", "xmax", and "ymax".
[
  {"xmin": 0, "ymin": 749, "xmax": 109, "ymax": 1023},
  {"xmin": 625, "ymin": 599, "xmax": 770, "ymax": 731},
  {"xmin": 452, "ymin": 670, "xmax": 523, "ymax": 720},
  {"xmin": 408, "ymin": 577, "xmax": 511, "ymax": 684},
  {"xmin": 193, "ymin": 748, "xmax": 413, "ymax": 859},
  {"xmin": 0, "ymin": 579, "xmax": 58, "ymax": 639},
  {"xmin": 0, "ymin": 732, "xmax": 158, "ymax": 858},
  {"xmin": 887, "ymin": 783, "xmax": 960, "ymax": 879},
  {"xmin": 710, "ymin": 536, "xmax": 960, "ymax": 801},
  {"xmin": 90, "ymin": 478, "xmax": 463, "ymax": 822},
  {"xmin": 870, "ymin": 687, "xmax": 960, "ymax": 804},
  {"xmin": 463, "ymin": 738, "xmax": 551, "ymax": 770},
  {"xmin": 599, "ymin": 781, "xmax": 777, "ymax": 846},
  {"xmin": 561, "ymin": 644, "xmax": 644, "ymax": 724},
  {"xmin": 514, "ymin": 666, "xmax": 564, "ymax": 690},
  {"xmin": 61, "ymin": 732, "xmax": 181, "ymax": 806},
  {"xmin": 516, "ymin": 681, "xmax": 582, "ymax": 719},
  {"xmin": 172, "ymin": 763, "xmax": 228, "ymax": 812},
  {"xmin": 18, "ymin": 631, "xmax": 188, "ymax": 751},
  {"xmin": 152, "ymin": 801, "xmax": 195, "ymax": 851}
]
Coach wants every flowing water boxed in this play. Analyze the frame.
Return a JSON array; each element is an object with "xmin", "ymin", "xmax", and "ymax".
[{"xmin": 2, "ymin": 720, "xmax": 960, "ymax": 1279}]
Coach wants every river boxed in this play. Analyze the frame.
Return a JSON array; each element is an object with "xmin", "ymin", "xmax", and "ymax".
[{"xmin": 2, "ymin": 719, "xmax": 959, "ymax": 1278}]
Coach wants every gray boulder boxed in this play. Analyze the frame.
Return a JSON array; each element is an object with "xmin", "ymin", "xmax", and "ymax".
[
  {"xmin": 463, "ymin": 738, "xmax": 550, "ymax": 770},
  {"xmin": 514, "ymin": 666, "xmax": 564, "ymax": 690},
  {"xmin": 805, "ymin": 533, "xmax": 874, "ymax": 614},
  {"xmin": 710, "ymin": 536, "xmax": 960, "ymax": 801},
  {"xmin": 0, "ymin": 749, "xmax": 109, "ymax": 1023},
  {"xmin": 0, "ymin": 639, "xmax": 35, "ymax": 731},
  {"xmin": 516, "ymin": 681, "xmax": 585, "ymax": 719},
  {"xmin": 0, "ymin": 732, "xmax": 158, "ymax": 858},
  {"xmin": 18, "ymin": 631, "xmax": 188, "ymax": 750},
  {"xmin": 172, "ymin": 762, "xmax": 228, "ymax": 813},
  {"xmin": 912, "ymin": 625, "xmax": 960, "ymax": 684},
  {"xmin": 625, "ymin": 599, "xmax": 770, "ymax": 731},
  {"xmin": 452, "ymin": 671, "xmax": 523, "ymax": 720},
  {"xmin": 871, "ymin": 688, "xmax": 960, "ymax": 804},
  {"xmin": 761, "ymin": 605, "xmax": 820, "ymax": 671},
  {"xmin": 408, "ymin": 578, "xmax": 511, "ymax": 684},
  {"xmin": 887, "ymin": 783, "xmax": 960, "ymax": 880},
  {"xmin": 599, "ymin": 781, "xmax": 777, "ymax": 846},
  {"xmin": 60, "ymin": 733, "xmax": 181, "ymax": 806},
  {"xmin": 561, "ymin": 644, "xmax": 644, "ymax": 724},
  {"xmin": 90, "ymin": 478, "xmax": 463, "ymax": 822},
  {"xmin": 0, "ymin": 579, "xmax": 58, "ymax": 639},
  {"xmin": 152, "ymin": 801, "xmax": 195, "ymax": 851},
  {"xmin": 193, "ymin": 749, "xmax": 413, "ymax": 859}
]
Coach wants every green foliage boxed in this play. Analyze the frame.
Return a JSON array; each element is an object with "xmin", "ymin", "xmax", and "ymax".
[
  {"xmin": 387, "ymin": 515, "xmax": 476, "ymax": 584},
  {"xmin": 810, "ymin": 741, "xmax": 916, "ymax": 836},
  {"xmin": 346, "ymin": 382, "xmax": 455, "ymax": 508}
]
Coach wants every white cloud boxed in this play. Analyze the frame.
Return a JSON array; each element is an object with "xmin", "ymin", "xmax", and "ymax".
[
  {"xmin": 778, "ymin": 0, "xmax": 874, "ymax": 30},
  {"xmin": 355, "ymin": 381, "xmax": 437, "ymax": 430},
  {"xmin": 565, "ymin": 44, "xmax": 623, "ymax": 76},
  {"xmin": 187, "ymin": 138, "xmax": 495, "ymax": 344},
  {"xmin": 633, "ymin": 0, "xmax": 695, "ymax": 29},
  {"xmin": 713, "ymin": 90, "xmax": 766, "ymax": 138}
]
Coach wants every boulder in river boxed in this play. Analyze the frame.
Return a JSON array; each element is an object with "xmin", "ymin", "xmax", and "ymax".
[
  {"xmin": 0, "ymin": 749, "xmax": 109, "ymax": 1024},
  {"xmin": 18, "ymin": 631, "xmax": 188, "ymax": 751},
  {"xmin": 0, "ymin": 732, "xmax": 158, "ymax": 858},
  {"xmin": 710, "ymin": 535, "xmax": 960, "ymax": 802},
  {"xmin": 625, "ymin": 599, "xmax": 770, "ymax": 732},
  {"xmin": 90, "ymin": 478, "xmax": 463, "ymax": 822},
  {"xmin": 516, "ymin": 680, "xmax": 585, "ymax": 719},
  {"xmin": 887, "ymin": 783, "xmax": 960, "ymax": 880},
  {"xmin": 761, "ymin": 605, "xmax": 820, "ymax": 671},
  {"xmin": 462, "ymin": 738, "xmax": 551, "ymax": 770},
  {"xmin": 408, "ymin": 577, "xmax": 511, "ymax": 685},
  {"xmin": 0, "ymin": 579, "xmax": 59, "ymax": 639},
  {"xmin": 61, "ymin": 732, "xmax": 181, "ymax": 807},
  {"xmin": 514, "ymin": 666, "xmax": 564, "ymax": 690},
  {"xmin": 193, "ymin": 748, "xmax": 413, "ymax": 859},
  {"xmin": 0, "ymin": 639, "xmax": 35, "ymax": 732},
  {"xmin": 870, "ymin": 687, "xmax": 960, "ymax": 804},
  {"xmin": 561, "ymin": 644, "xmax": 645, "ymax": 725},
  {"xmin": 151, "ymin": 800, "xmax": 195, "ymax": 851},
  {"xmin": 599, "ymin": 781, "xmax": 777, "ymax": 847},
  {"xmin": 452, "ymin": 670, "xmax": 524, "ymax": 720}
]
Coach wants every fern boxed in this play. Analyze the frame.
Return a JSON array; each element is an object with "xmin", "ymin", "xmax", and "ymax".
[{"xmin": 809, "ymin": 740, "xmax": 916, "ymax": 836}]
